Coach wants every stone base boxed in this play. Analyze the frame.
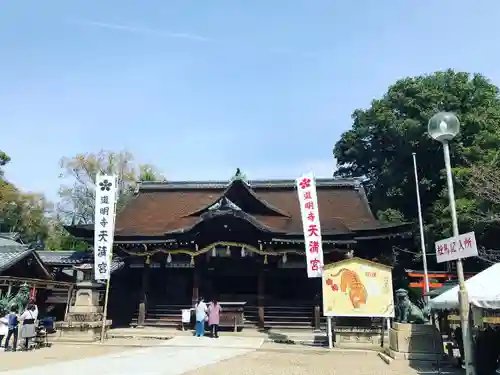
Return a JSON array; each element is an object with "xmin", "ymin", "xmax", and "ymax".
[
  {"xmin": 53, "ymin": 320, "xmax": 112, "ymax": 342},
  {"xmin": 335, "ymin": 330, "xmax": 388, "ymax": 346},
  {"xmin": 388, "ymin": 322, "xmax": 443, "ymax": 362},
  {"xmin": 70, "ymin": 306, "xmax": 103, "ymax": 314},
  {"xmin": 384, "ymin": 347, "xmax": 442, "ymax": 361}
]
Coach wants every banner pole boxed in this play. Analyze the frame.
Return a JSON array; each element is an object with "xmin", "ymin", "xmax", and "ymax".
[
  {"xmin": 100, "ymin": 267, "xmax": 112, "ymax": 343},
  {"xmin": 327, "ymin": 317, "xmax": 333, "ymax": 349},
  {"xmin": 100, "ymin": 176, "xmax": 118, "ymax": 343}
]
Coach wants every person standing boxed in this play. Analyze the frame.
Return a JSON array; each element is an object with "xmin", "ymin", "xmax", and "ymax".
[
  {"xmin": 4, "ymin": 306, "xmax": 19, "ymax": 351},
  {"xmin": 0, "ymin": 311, "xmax": 9, "ymax": 347},
  {"xmin": 20, "ymin": 302, "xmax": 38, "ymax": 349},
  {"xmin": 208, "ymin": 299, "xmax": 221, "ymax": 338},
  {"xmin": 194, "ymin": 297, "xmax": 207, "ymax": 337}
]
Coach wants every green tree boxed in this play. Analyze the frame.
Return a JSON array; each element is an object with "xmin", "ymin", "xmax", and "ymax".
[
  {"xmin": 58, "ymin": 150, "xmax": 164, "ymax": 224},
  {"xmin": 44, "ymin": 217, "xmax": 89, "ymax": 251},
  {"xmin": 0, "ymin": 151, "xmax": 52, "ymax": 241},
  {"xmin": 0, "ymin": 150, "xmax": 10, "ymax": 176},
  {"xmin": 0, "ymin": 150, "xmax": 86, "ymax": 249},
  {"xmin": 9, "ymin": 192, "xmax": 52, "ymax": 241},
  {"xmin": 333, "ymin": 70, "xmax": 500, "ymax": 248}
]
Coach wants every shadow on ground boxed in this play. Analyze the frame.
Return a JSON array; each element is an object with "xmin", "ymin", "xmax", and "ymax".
[
  {"xmin": 256, "ymin": 328, "xmax": 336, "ymax": 348},
  {"xmin": 257, "ymin": 328, "xmax": 296, "ymax": 344},
  {"xmin": 408, "ymin": 358, "xmax": 463, "ymax": 375}
]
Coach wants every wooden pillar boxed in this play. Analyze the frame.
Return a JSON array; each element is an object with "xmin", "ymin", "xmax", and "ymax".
[
  {"xmin": 258, "ymin": 267, "xmax": 265, "ymax": 328},
  {"xmin": 313, "ymin": 279, "xmax": 321, "ymax": 331},
  {"xmin": 137, "ymin": 256, "xmax": 150, "ymax": 328},
  {"xmin": 192, "ymin": 260, "xmax": 200, "ymax": 306},
  {"xmin": 314, "ymin": 305, "xmax": 321, "ymax": 331}
]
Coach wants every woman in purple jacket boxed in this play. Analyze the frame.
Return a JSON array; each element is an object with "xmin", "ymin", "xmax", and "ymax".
[{"xmin": 207, "ymin": 299, "xmax": 221, "ymax": 338}]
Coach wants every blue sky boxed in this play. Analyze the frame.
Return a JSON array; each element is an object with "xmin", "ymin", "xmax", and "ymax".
[{"xmin": 2, "ymin": 0, "xmax": 500, "ymax": 201}]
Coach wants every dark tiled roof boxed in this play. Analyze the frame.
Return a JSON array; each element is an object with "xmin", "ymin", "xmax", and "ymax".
[
  {"xmin": 0, "ymin": 249, "xmax": 51, "ymax": 278},
  {"xmin": 0, "ymin": 250, "xmax": 31, "ymax": 271},
  {"xmin": 113, "ymin": 177, "xmax": 382, "ymax": 236},
  {"xmin": 0, "ymin": 232, "xmax": 21, "ymax": 241},
  {"xmin": 36, "ymin": 250, "xmax": 91, "ymax": 265},
  {"xmin": 0, "ymin": 247, "xmax": 124, "ymax": 277},
  {"xmin": 37, "ymin": 250, "xmax": 124, "ymax": 273},
  {"xmin": 138, "ymin": 178, "xmax": 362, "ymax": 191},
  {"xmin": 0, "ymin": 237, "xmax": 26, "ymax": 252},
  {"xmin": 0, "ymin": 236, "xmax": 34, "ymax": 272}
]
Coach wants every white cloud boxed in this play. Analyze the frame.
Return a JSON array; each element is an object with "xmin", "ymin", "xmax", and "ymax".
[
  {"xmin": 67, "ymin": 19, "xmax": 326, "ymax": 59},
  {"xmin": 67, "ymin": 19, "xmax": 211, "ymax": 42}
]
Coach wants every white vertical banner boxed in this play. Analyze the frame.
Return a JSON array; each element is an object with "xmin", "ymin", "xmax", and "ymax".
[
  {"xmin": 94, "ymin": 174, "xmax": 118, "ymax": 281},
  {"xmin": 296, "ymin": 173, "xmax": 324, "ymax": 278}
]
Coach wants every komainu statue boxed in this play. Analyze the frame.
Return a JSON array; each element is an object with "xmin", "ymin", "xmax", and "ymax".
[{"xmin": 394, "ymin": 288, "xmax": 430, "ymax": 324}]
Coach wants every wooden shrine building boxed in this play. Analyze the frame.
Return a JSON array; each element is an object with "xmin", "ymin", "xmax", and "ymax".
[{"xmin": 66, "ymin": 172, "xmax": 412, "ymax": 329}]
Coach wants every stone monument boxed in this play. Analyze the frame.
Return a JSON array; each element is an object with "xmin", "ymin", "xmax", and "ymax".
[
  {"xmin": 54, "ymin": 281, "xmax": 112, "ymax": 342},
  {"xmin": 385, "ymin": 289, "xmax": 443, "ymax": 361}
]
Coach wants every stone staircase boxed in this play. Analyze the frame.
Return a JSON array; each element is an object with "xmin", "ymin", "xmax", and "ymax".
[
  {"xmin": 245, "ymin": 305, "xmax": 319, "ymax": 329},
  {"xmin": 131, "ymin": 303, "xmax": 192, "ymax": 328},
  {"xmin": 131, "ymin": 302, "xmax": 319, "ymax": 330}
]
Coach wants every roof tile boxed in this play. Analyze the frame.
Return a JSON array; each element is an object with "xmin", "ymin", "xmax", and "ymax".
[
  {"xmin": 0, "ymin": 251, "xmax": 30, "ymax": 271},
  {"xmin": 114, "ymin": 179, "xmax": 379, "ymax": 236},
  {"xmin": 36, "ymin": 251, "xmax": 90, "ymax": 265}
]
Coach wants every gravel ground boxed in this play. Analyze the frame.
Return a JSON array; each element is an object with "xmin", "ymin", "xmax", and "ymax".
[
  {"xmin": 0, "ymin": 343, "xmax": 137, "ymax": 371},
  {"xmin": 182, "ymin": 350, "xmax": 461, "ymax": 375}
]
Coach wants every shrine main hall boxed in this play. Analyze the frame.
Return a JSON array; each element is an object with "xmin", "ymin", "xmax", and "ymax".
[{"xmin": 66, "ymin": 172, "xmax": 411, "ymax": 329}]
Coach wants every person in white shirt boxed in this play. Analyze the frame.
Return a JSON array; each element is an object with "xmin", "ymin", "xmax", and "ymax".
[
  {"xmin": 0, "ymin": 311, "xmax": 9, "ymax": 348},
  {"xmin": 194, "ymin": 297, "xmax": 207, "ymax": 337},
  {"xmin": 19, "ymin": 303, "xmax": 38, "ymax": 349}
]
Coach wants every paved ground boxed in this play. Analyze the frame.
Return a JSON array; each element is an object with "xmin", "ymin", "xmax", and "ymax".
[
  {"xmin": 0, "ymin": 336, "xmax": 264, "ymax": 375},
  {"xmin": 0, "ymin": 344, "xmax": 134, "ymax": 372},
  {"xmin": 183, "ymin": 350, "xmax": 461, "ymax": 375},
  {"xmin": 0, "ymin": 337, "xmax": 462, "ymax": 375}
]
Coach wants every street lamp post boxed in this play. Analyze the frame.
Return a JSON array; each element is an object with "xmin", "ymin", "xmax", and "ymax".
[{"xmin": 428, "ymin": 112, "xmax": 474, "ymax": 375}]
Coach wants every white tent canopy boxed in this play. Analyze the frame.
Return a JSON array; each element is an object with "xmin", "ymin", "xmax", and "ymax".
[{"xmin": 430, "ymin": 262, "xmax": 500, "ymax": 310}]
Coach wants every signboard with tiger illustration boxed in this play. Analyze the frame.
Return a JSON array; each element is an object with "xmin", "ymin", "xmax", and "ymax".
[{"xmin": 322, "ymin": 257, "xmax": 394, "ymax": 318}]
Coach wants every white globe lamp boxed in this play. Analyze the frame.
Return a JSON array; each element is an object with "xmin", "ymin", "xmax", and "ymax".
[{"xmin": 427, "ymin": 112, "xmax": 460, "ymax": 143}]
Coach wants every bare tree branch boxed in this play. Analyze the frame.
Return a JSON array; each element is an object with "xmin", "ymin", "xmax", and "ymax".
[
  {"xmin": 57, "ymin": 150, "xmax": 164, "ymax": 225},
  {"xmin": 478, "ymin": 248, "xmax": 500, "ymax": 264},
  {"xmin": 466, "ymin": 161, "xmax": 500, "ymax": 206}
]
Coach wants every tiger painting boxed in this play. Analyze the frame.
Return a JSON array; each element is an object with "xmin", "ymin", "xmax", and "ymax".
[{"xmin": 330, "ymin": 268, "xmax": 368, "ymax": 309}]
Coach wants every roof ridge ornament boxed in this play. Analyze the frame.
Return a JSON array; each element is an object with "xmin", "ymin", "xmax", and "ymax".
[
  {"xmin": 208, "ymin": 197, "xmax": 242, "ymax": 211},
  {"xmin": 230, "ymin": 168, "xmax": 248, "ymax": 184}
]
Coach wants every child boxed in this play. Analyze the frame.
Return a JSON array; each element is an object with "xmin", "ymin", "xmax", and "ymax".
[{"xmin": 4, "ymin": 307, "xmax": 18, "ymax": 351}]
